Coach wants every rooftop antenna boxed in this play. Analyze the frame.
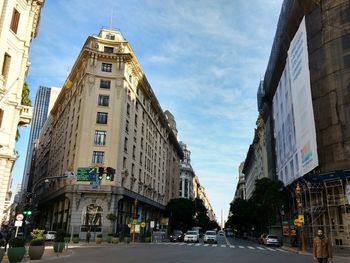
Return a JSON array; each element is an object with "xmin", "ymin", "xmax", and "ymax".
[{"xmin": 109, "ymin": 7, "xmax": 114, "ymax": 29}]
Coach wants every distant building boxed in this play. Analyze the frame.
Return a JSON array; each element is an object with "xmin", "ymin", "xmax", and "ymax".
[
  {"xmin": 193, "ymin": 176, "xmax": 216, "ymax": 221},
  {"xmin": 179, "ymin": 142, "xmax": 195, "ymax": 199},
  {"xmin": 0, "ymin": 0, "xmax": 45, "ymax": 224},
  {"xmin": 30, "ymin": 28, "xmax": 183, "ymax": 237},
  {"xmin": 21, "ymin": 86, "xmax": 61, "ymax": 194},
  {"xmin": 233, "ymin": 162, "xmax": 246, "ymax": 201}
]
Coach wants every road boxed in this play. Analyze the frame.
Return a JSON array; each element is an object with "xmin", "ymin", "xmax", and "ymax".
[{"xmin": 43, "ymin": 235, "xmax": 318, "ymax": 263}]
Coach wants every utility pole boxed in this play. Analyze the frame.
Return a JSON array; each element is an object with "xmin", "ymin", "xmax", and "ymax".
[{"xmin": 295, "ymin": 183, "xmax": 305, "ymax": 252}]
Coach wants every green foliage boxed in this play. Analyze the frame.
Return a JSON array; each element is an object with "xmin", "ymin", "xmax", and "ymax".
[
  {"xmin": 0, "ymin": 239, "xmax": 5, "ymax": 247},
  {"xmin": 106, "ymin": 213, "xmax": 117, "ymax": 222},
  {"xmin": 30, "ymin": 239, "xmax": 44, "ymax": 246},
  {"xmin": 227, "ymin": 178, "xmax": 290, "ymax": 235},
  {"xmin": 31, "ymin": 229, "xmax": 45, "ymax": 240},
  {"xmin": 21, "ymin": 82, "xmax": 32, "ymax": 106},
  {"xmin": 54, "ymin": 229, "xmax": 66, "ymax": 242},
  {"xmin": 9, "ymin": 237, "xmax": 26, "ymax": 247}
]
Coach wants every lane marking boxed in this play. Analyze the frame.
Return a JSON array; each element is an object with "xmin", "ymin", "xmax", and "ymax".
[
  {"xmin": 248, "ymin": 246, "xmax": 255, "ymax": 250},
  {"xmin": 238, "ymin": 245, "xmax": 245, "ymax": 248},
  {"xmin": 230, "ymin": 245, "xmax": 235, "ymax": 248},
  {"xmin": 266, "ymin": 247, "xmax": 275, "ymax": 251},
  {"xmin": 212, "ymin": 244, "xmax": 218, "ymax": 247},
  {"xmin": 203, "ymin": 244, "xmax": 209, "ymax": 247},
  {"xmin": 276, "ymin": 248, "xmax": 286, "ymax": 252},
  {"xmin": 256, "ymin": 247, "xmax": 265, "ymax": 250},
  {"xmin": 195, "ymin": 244, "xmax": 201, "ymax": 246},
  {"xmin": 221, "ymin": 245, "xmax": 226, "ymax": 248}
]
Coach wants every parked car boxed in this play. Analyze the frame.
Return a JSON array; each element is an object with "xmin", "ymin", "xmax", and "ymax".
[
  {"xmin": 263, "ymin": 235, "xmax": 280, "ymax": 246},
  {"xmin": 45, "ymin": 231, "xmax": 56, "ymax": 241},
  {"xmin": 203, "ymin": 231, "xmax": 217, "ymax": 244},
  {"xmin": 170, "ymin": 230, "xmax": 184, "ymax": 242},
  {"xmin": 218, "ymin": 230, "xmax": 225, "ymax": 236},
  {"xmin": 226, "ymin": 230, "xmax": 234, "ymax": 237},
  {"xmin": 184, "ymin": 231, "xmax": 199, "ymax": 243}
]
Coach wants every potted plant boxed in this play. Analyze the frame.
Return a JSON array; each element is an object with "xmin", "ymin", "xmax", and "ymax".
[
  {"xmin": 95, "ymin": 234, "xmax": 102, "ymax": 244},
  {"xmin": 28, "ymin": 229, "xmax": 45, "ymax": 260},
  {"xmin": 8, "ymin": 237, "xmax": 26, "ymax": 263},
  {"xmin": 112, "ymin": 234, "xmax": 119, "ymax": 244},
  {"xmin": 72, "ymin": 234, "xmax": 79, "ymax": 244},
  {"xmin": 53, "ymin": 229, "xmax": 65, "ymax": 253},
  {"xmin": 0, "ymin": 239, "xmax": 5, "ymax": 262},
  {"xmin": 107, "ymin": 234, "xmax": 113, "ymax": 243}
]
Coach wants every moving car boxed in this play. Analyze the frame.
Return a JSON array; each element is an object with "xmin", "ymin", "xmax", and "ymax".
[
  {"xmin": 263, "ymin": 235, "xmax": 280, "ymax": 246},
  {"xmin": 184, "ymin": 230, "xmax": 199, "ymax": 243},
  {"xmin": 45, "ymin": 231, "xmax": 56, "ymax": 241},
  {"xmin": 203, "ymin": 231, "xmax": 217, "ymax": 244},
  {"xmin": 170, "ymin": 230, "xmax": 184, "ymax": 242},
  {"xmin": 218, "ymin": 230, "xmax": 225, "ymax": 236}
]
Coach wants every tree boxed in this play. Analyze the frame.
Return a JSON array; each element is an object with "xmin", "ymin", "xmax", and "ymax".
[
  {"xmin": 106, "ymin": 213, "xmax": 117, "ymax": 234},
  {"xmin": 21, "ymin": 82, "xmax": 32, "ymax": 106},
  {"xmin": 166, "ymin": 198, "xmax": 195, "ymax": 232}
]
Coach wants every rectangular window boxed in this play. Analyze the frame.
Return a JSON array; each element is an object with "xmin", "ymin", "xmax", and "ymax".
[
  {"xmin": 126, "ymin": 103, "xmax": 130, "ymax": 116},
  {"xmin": 132, "ymin": 145, "xmax": 136, "ymax": 159},
  {"xmin": 140, "ymin": 152, "xmax": 143, "ymax": 165},
  {"xmin": 100, "ymin": 79, "xmax": 111, "ymax": 89},
  {"xmin": 124, "ymin": 137, "xmax": 128, "ymax": 152},
  {"xmin": 104, "ymin": 46, "xmax": 114, "ymax": 53},
  {"xmin": 10, "ymin": 8, "xmax": 20, "ymax": 34},
  {"xmin": 94, "ymin": 130, "xmax": 106, "ymax": 145},
  {"xmin": 135, "ymin": 114, "xmax": 138, "ymax": 126},
  {"xmin": 0, "ymin": 109, "xmax": 3, "ymax": 128},
  {"xmin": 98, "ymin": 95, "xmax": 109, "ymax": 106},
  {"xmin": 101, "ymin": 63, "xmax": 112, "ymax": 72},
  {"xmin": 92, "ymin": 151, "xmax": 104, "ymax": 164},
  {"xmin": 125, "ymin": 120, "xmax": 129, "ymax": 133},
  {"xmin": 1, "ymin": 53, "xmax": 11, "ymax": 82},
  {"xmin": 96, "ymin": 112, "xmax": 108, "ymax": 124},
  {"xmin": 123, "ymin": 157, "xmax": 127, "ymax": 169}
]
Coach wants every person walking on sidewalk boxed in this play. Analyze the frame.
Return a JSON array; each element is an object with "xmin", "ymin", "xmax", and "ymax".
[
  {"xmin": 86, "ymin": 231, "xmax": 91, "ymax": 243},
  {"xmin": 313, "ymin": 229, "xmax": 332, "ymax": 263}
]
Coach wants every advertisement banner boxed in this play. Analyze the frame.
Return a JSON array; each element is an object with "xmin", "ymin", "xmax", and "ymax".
[{"xmin": 273, "ymin": 17, "xmax": 318, "ymax": 186}]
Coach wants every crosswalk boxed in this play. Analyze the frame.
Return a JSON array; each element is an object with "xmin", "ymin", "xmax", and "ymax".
[{"xmin": 150, "ymin": 242, "xmax": 287, "ymax": 253}]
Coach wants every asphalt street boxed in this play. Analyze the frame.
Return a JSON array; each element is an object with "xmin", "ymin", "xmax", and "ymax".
[{"xmin": 43, "ymin": 238, "xmax": 317, "ymax": 263}]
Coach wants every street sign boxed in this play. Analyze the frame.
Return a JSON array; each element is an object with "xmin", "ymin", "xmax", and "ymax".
[
  {"xmin": 150, "ymin": 221, "xmax": 155, "ymax": 228},
  {"xmin": 294, "ymin": 219, "xmax": 302, "ymax": 227},
  {"xmin": 140, "ymin": 222, "xmax": 146, "ymax": 228},
  {"xmin": 15, "ymin": 220, "xmax": 23, "ymax": 227},
  {"xmin": 77, "ymin": 168, "xmax": 97, "ymax": 181},
  {"xmin": 298, "ymin": 215, "xmax": 304, "ymax": 223},
  {"xmin": 16, "ymin": 214, "xmax": 24, "ymax": 221}
]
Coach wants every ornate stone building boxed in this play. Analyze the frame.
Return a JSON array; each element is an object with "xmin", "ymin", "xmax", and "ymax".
[
  {"xmin": 0, "ymin": 0, "xmax": 44, "ymax": 224},
  {"xmin": 30, "ymin": 28, "xmax": 182, "ymax": 238}
]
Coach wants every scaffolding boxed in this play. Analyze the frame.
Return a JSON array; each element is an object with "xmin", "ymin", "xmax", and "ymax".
[{"xmin": 288, "ymin": 171, "xmax": 350, "ymax": 248}]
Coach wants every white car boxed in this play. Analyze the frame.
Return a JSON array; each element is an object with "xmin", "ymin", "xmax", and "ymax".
[
  {"xmin": 184, "ymin": 231, "xmax": 199, "ymax": 243},
  {"xmin": 264, "ymin": 235, "xmax": 280, "ymax": 246},
  {"xmin": 45, "ymin": 231, "xmax": 56, "ymax": 241},
  {"xmin": 203, "ymin": 231, "xmax": 217, "ymax": 244}
]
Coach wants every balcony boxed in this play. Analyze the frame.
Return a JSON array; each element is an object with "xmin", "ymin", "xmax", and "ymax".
[{"xmin": 18, "ymin": 105, "xmax": 33, "ymax": 126}]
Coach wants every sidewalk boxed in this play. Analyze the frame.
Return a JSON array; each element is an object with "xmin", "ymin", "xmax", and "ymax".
[{"xmin": 282, "ymin": 244, "xmax": 350, "ymax": 263}]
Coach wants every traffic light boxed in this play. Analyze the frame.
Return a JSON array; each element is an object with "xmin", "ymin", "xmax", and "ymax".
[
  {"xmin": 23, "ymin": 210, "xmax": 32, "ymax": 216},
  {"xmin": 106, "ymin": 167, "xmax": 115, "ymax": 181},
  {"xmin": 98, "ymin": 167, "xmax": 104, "ymax": 180}
]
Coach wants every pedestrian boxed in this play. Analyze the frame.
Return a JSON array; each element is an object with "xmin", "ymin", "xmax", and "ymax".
[
  {"xmin": 313, "ymin": 229, "xmax": 332, "ymax": 263},
  {"xmin": 4, "ymin": 229, "xmax": 12, "ymax": 252},
  {"xmin": 86, "ymin": 231, "xmax": 91, "ymax": 243}
]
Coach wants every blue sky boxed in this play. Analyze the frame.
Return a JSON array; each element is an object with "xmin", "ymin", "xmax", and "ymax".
[{"xmin": 14, "ymin": 0, "xmax": 283, "ymax": 222}]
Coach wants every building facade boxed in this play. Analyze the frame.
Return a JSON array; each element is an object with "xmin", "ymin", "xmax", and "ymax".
[
  {"xmin": 258, "ymin": 0, "xmax": 350, "ymax": 248},
  {"xmin": 193, "ymin": 176, "xmax": 216, "ymax": 221},
  {"xmin": 21, "ymin": 86, "xmax": 60, "ymax": 194},
  {"xmin": 30, "ymin": 28, "xmax": 183, "ymax": 238},
  {"xmin": 0, "ymin": 0, "xmax": 44, "ymax": 224},
  {"xmin": 234, "ymin": 162, "xmax": 246, "ymax": 201},
  {"xmin": 179, "ymin": 142, "xmax": 195, "ymax": 199}
]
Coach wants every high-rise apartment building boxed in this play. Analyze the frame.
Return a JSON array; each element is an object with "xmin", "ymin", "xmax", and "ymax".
[
  {"xmin": 21, "ymin": 86, "xmax": 61, "ymax": 193},
  {"xmin": 0, "ymin": 0, "xmax": 44, "ymax": 224},
  {"xmin": 257, "ymin": 0, "xmax": 350, "ymax": 248},
  {"xmin": 30, "ymin": 28, "xmax": 182, "ymax": 238}
]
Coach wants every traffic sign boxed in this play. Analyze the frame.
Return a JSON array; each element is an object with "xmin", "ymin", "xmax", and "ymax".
[
  {"xmin": 150, "ymin": 221, "xmax": 155, "ymax": 228},
  {"xmin": 16, "ymin": 214, "xmax": 24, "ymax": 221},
  {"xmin": 294, "ymin": 219, "xmax": 302, "ymax": 227},
  {"xmin": 77, "ymin": 168, "xmax": 97, "ymax": 181},
  {"xmin": 141, "ymin": 222, "xmax": 146, "ymax": 228},
  {"xmin": 15, "ymin": 220, "xmax": 23, "ymax": 227},
  {"xmin": 298, "ymin": 215, "xmax": 304, "ymax": 223}
]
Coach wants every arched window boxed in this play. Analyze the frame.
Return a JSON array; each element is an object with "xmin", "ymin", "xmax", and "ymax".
[{"xmin": 81, "ymin": 204, "xmax": 103, "ymax": 232}]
